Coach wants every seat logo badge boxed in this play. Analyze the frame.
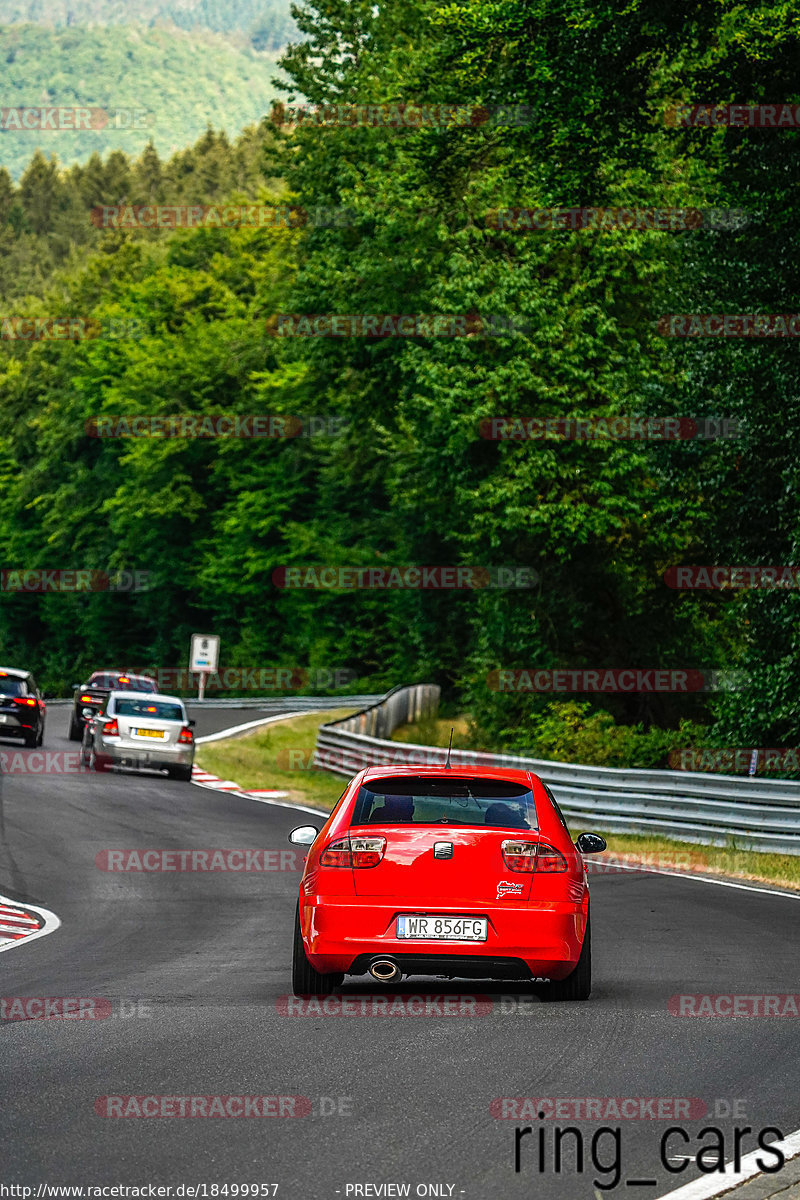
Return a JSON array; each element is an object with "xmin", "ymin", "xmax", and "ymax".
[
  {"xmin": 497, "ymin": 880, "xmax": 523, "ymax": 898},
  {"xmin": 434, "ymin": 842, "xmax": 453, "ymax": 859}
]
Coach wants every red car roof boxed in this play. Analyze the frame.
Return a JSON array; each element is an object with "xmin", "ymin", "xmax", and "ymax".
[{"xmin": 360, "ymin": 764, "xmax": 538, "ymax": 785}]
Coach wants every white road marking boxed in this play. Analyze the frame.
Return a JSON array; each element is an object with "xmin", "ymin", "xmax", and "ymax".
[
  {"xmin": 191, "ymin": 710, "xmax": 329, "ymax": 816},
  {"xmin": 584, "ymin": 859, "xmax": 800, "ymax": 901},
  {"xmin": 655, "ymin": 1126, "xmax": 800, "ymax": 1199},
  {"xmin": 194, "ymin": 712, "xmax": 308, "ymax": 744},
  {"xmin": 191, "ymin": 777, "xmax": 322, "ymax": 815},
  {"xmin": 235, "ymin": 793, "xmax": 328, "ymax": 816},
  {"xmin": 0, "ymin": 893, "xmax": 60, "ymax": 956}
]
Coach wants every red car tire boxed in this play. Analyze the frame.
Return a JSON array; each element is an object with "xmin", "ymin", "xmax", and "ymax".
[
  {"xmin": 292, "ymin": 906, "xmax": 343, "ymax": 997},
  {"xmin": 541, "ymin": 911, "xmax": 591, "ymax": 1002}
]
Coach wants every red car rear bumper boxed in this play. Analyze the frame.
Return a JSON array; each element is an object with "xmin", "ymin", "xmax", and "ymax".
[{"xmin": 300, "ymin": 897, "xmax": 587, "ymax": 979}]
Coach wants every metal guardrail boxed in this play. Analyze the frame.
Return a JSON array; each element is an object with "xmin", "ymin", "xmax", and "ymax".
[
  {"xmin": 325, "ymin": 683, "xmax": 441, "ymax": 739},
  {"xmin": 315, "ymin": 694, "xmax": 800, "ymax": 855}
]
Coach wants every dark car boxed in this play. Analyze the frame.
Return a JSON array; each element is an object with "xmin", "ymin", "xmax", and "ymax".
[
  {"xmin": 0, "ymin": 667, "xmax": 46, "ymax": 747},
  {"xmin": 68, "ymin": 670, "xmax": 158, "ymax": 741}
]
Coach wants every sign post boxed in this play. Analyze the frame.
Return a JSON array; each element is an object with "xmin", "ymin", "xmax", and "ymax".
[{"xmin": 189, "ymin": 634, "xmax": 220, "ymax": 701}]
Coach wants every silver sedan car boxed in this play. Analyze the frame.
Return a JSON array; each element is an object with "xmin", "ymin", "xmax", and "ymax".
[{"xmin": 80, "ymin": 690, "xmax": 195, "ymax": 780}]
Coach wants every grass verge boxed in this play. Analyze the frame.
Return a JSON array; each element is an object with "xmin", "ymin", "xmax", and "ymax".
[
  {"xmin": 391, "ymin": 715, "xmax": 473, "ymax": 748},
  {"xmin": 581, "ymin": 830, "xmax": 800, "ymax": 892},
  {"xmin": 195, "ymin": 709, "xmax": 354, "ymax": 811}
]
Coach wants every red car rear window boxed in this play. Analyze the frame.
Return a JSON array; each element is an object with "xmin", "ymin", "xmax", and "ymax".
[{"xmin": 351, "ymin": 776, "xmax": 537, "ymax": 830}]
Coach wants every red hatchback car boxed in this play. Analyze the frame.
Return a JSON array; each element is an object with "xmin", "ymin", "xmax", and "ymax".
[{"xmin": 288, "ymin": 766, "xmax": 606, "ymax": 1001}]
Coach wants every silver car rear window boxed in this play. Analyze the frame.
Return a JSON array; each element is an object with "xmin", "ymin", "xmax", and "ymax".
[{"xmin": 114, "ymin": 699, "xmax": 184, "ymax": 721}]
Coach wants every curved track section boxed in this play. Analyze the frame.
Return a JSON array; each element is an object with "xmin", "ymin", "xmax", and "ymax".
[{"xmin": 1, "ymin": 707, "xmax": 798, "ymax": 1199}]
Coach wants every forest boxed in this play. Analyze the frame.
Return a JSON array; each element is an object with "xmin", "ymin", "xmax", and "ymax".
[{"xmin": 0, "ymin": 0, "xmax": 798, "ymax": 768}]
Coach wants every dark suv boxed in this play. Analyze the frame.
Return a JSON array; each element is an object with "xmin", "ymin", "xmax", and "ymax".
[
  {"xmin": 0, "ymin": 668, "xmax": 46, "ymax": 747},
  {"xmin": 68, "ymin": 671, "xmax": 158, "ymax": 741}
]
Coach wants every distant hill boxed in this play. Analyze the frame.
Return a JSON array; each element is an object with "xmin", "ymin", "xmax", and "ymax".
[
  {"xmin": 0, "ymin": 23, "xmax": 285, "ymax": 177},
  {"xmin": 0, "ymin": 0, "xmax": 296, "ymax": 46}
]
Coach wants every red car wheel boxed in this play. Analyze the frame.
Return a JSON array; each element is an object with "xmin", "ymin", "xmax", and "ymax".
[
  {"xmin": 292, "ymin": 907, "xmax": 343, "ymax": 997},
  {"xmin": 541, "ymin": 912, "xmax": 591, "ymax": 1002}
]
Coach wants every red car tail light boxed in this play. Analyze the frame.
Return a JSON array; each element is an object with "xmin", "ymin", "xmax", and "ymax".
[
  {"xmin": 14, "ymin": 698, "xmax": 37, "ymax": 707},
  {"xmin": 102, "ymin": 719, "xmax": 119, "ymax": 736},
  {"xmin": 319, "ymin": 836, "xmax": 386, "ymax": 869},
  {"xmin": 501, "ymin": 840, "xmax": 538, "ymax": 872},
  {"xmin": 501, "ymin": 840, "xmax": 567, "ymax": 873},
  {"xmin": 536, "ymin": 842, "xmax": 568, "ymax": 873},
  {"xmin": 350, "ymin": 836, "xmax": 386, "ymax": 868},
  {"xmin": 319, "ymin": 837, "xmax": 353, "ymax": 867},
  {"xmin": 178, "ymin": 727, "xmax": 194, "ymax": 744}
]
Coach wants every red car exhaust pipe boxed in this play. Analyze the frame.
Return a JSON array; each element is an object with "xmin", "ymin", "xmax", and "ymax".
[{"xmin": 368, "ymin": 957, "xmax": 402, "ymax": 983}]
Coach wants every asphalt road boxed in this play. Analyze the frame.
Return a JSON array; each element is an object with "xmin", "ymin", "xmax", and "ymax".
[{"xmin": 2, "ymin": 705, "xmax": 799, "ymax": 1200}]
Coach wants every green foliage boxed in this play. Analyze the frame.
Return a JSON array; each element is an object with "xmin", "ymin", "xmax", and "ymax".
[
  {"xmin": 0, "ymin": 125, "xmax": 282, "ymax": 300},
  {"xmin": 482, "ymin": 701, "xmax": 710, "ymax": 770},
  {"xmin": 0, "ymin": 0, "xmax": 797, "ymax": 757},
  {"xmin": 0, "ymin": 24, "xmax": 283, "ymax": 180}
]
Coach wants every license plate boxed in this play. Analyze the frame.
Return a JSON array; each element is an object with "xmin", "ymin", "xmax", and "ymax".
[
  {"xmin": 134, "ymin": 728, "xmax": 165, "ymax": 738},
  {"xmin": 396, "ymin": 915, "xmax": 488, "ymax": 941}
]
